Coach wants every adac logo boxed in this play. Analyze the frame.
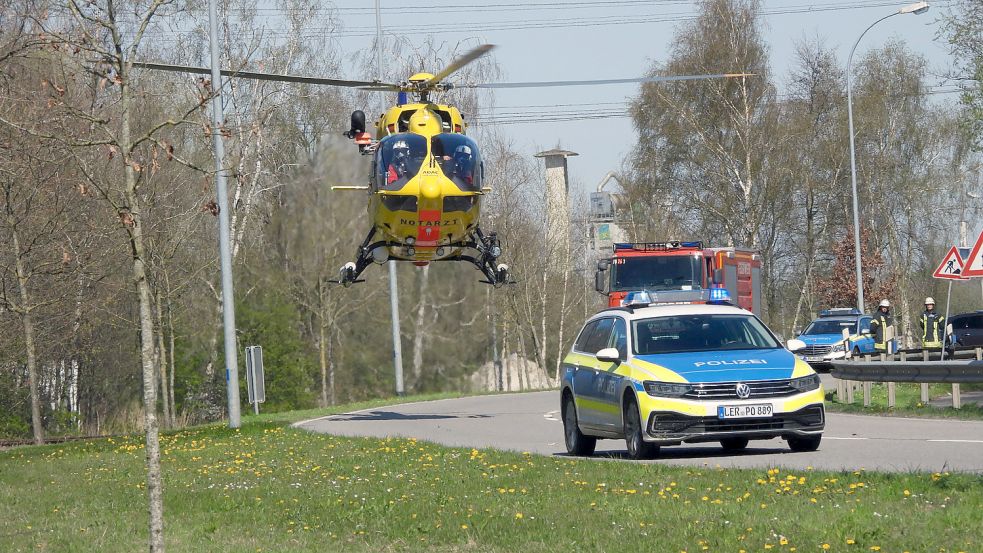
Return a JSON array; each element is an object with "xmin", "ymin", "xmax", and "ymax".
[{"xmin": 735, "ymin": 382, "xmax": 751, "ymax": 399}]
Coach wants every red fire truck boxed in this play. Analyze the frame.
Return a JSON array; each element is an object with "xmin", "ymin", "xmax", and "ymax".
[{"xmin": 594, "ymin": 241, "xmax": 763, "ymax": 314}]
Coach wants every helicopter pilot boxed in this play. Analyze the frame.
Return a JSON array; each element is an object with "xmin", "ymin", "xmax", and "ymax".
[
  {"xmin": 453, "ymin": 145, "xmax": 474, "ymax": 185},
  {"xmin": 386, "ymin": 140, "xmax": 412, "ymax": 185}
]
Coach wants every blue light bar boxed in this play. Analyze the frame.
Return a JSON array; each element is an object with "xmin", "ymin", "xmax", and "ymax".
[
  {"xmin": 397, "ymin": 92, "xmax": 408, "ymax": 106},
  {"xmin": 613, "ymin": 241, "xmax": 704, "ymax": 251},
  {"xmin": 621, "ymin": 291, "xmax": 653, "ymax": 307},
  {"xmin": 819, "ymin": 308, "xmax": 861, "ymax": 317},
  {"xmin": 708, "ymin": 288, "xmax": 731, "ymax": 302}
]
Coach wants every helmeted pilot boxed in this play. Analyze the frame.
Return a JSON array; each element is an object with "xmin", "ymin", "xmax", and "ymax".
[
  {"xmin": 387, "ymin": 139, "xmax": 410, "ymax": 184},
  {"xmin": 453, "ymin": 144, "xmax": 474, "ymax": 184}
]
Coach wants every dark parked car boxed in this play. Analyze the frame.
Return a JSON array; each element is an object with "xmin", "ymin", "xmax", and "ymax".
[{"xmin": 947, "ymin": 311, "xmax": 983, "ymax": 353}]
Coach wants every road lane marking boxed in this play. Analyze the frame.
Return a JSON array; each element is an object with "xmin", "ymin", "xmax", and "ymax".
[
  {"xmin": 544, "ymin": 410, "xmax": 560, "ymax": 422},
  {"xmin": 823, "ymin": 437, "xmax": 983, "ymax": 444}
]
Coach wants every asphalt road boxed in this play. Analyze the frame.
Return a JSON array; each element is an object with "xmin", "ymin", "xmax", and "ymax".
[{"xmin": 296, "ymin": 387, "xmax": 983, "ymax": 474}]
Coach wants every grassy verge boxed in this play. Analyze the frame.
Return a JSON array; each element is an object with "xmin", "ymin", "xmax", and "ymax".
[
  {"xmin": 824, "ymin": 382, "xmax": 983, "ymax": 420},
  {"xmin": 1, "ymin": 395, "xmax": 981, "ymax": 553}
]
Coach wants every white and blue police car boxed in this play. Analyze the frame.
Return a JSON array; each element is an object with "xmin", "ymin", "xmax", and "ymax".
[{"xmin": 560, "ymin": 289, "xmax": 825, "ymax": 459}]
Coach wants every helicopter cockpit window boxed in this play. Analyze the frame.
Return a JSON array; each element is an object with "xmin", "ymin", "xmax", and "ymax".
[
  {"xmin": 376, "ymin": 134, "xmax": 427, "ymax": 191},
  {"xmin": 431, "ymin": 134, "xmax": 481, "ymax": 192}
]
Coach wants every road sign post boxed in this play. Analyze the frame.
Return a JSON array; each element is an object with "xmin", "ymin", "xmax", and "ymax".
[
  {"xmin": 961, "ymin": 230, "xmax": 983, "ymax": 278},
  {"xmin": 245, "ymin": 346, "xmax": 265, "ymax": 415}
]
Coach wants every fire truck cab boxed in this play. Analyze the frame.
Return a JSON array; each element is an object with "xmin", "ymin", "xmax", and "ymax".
[{"xmin": 595, "ymin": 241, "xmax": 763, "ymax": 314}]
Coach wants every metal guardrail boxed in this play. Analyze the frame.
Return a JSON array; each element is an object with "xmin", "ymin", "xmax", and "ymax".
[
  {"xmin": 830, "ymin": 360, "xmax": 983, "ymax": 383},
  {"xmin": 826, "ymin": 347, "xmax": 983, "ymax": 409}
]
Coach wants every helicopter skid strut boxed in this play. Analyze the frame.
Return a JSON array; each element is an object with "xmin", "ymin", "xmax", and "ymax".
[{"xmin": 330, "ymin": 227, "xmax": 512, "ymax": 287}]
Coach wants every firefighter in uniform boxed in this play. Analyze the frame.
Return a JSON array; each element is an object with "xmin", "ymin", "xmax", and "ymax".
[
  {"xmin": 869, "ymin": 299, "xmax": 894, "ymax": 353},
  {"xmin": 919, "ymin": 297, "xmax": 945, "ymax": 350}
]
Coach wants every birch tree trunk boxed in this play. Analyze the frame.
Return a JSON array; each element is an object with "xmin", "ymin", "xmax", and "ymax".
[
  {"xmin": 154, "ymin": 287, "xmax": 171, "ymax": 429},
  {"xmin": 318, "ymin": 308, "xmax": 329, "ymax": 407},
  {"xmin": 119, "ymin": 70, "xmax": 165, "ymax": 552},
  {"xmin": 8, "ymin": 222, "xmax": 43, "ymax": 444}
]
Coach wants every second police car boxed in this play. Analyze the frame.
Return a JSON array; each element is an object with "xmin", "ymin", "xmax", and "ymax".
[
  {"xmin": 793, "ymin": 308, "xmax": 876, "ymax": 371},
  {"xmin": 560, "ymin": 289, "xmax": 825, "ymax": 459}
]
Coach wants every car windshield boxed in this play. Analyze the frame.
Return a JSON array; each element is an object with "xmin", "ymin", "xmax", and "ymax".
[
  {"xmin": 802, "ymin": 319, "xmax": 855, "ymax": 335},
  {"xmin": 611, "ymin": 255, "xmax": 702, "ymax": 292},
  {"xmin": 633, "ymin": 314, "xmax": 780, "ymax": 355}
]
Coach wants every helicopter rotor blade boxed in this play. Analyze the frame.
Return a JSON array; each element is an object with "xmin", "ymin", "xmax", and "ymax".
[
  {"xmin": 461, "ymin": 72, "xmax": 753, "ymax": 89},
  {"xmin": 423, "ymin": 44, "xmax": 496, "ymax": 89},
  {"xmin": 131, "ymin": 61, "xmax": 403, "ymax": 91}
]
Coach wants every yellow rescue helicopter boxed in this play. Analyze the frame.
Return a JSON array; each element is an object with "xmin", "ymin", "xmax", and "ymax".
[{"xmin": 134, "ymin": 45, "xmax": 751, "ymax": 287}]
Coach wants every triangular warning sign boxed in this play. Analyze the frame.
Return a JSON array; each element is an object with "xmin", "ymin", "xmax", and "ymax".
[
  {"xmin": 932, "ymin": 246, "xmax": 965, "ymax": 280},
  {"xmin": 964, "ymin": 230, "xmax": 983, "ymax": 278}
]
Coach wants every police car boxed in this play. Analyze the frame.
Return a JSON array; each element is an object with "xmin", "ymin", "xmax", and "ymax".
[
  {"xmin": 560, "ymin": 289, "xmax": 825, "ymax": 459},
  {"xmin": 793, "ymin": 308, "xmax": 875, "ymax": 370}
]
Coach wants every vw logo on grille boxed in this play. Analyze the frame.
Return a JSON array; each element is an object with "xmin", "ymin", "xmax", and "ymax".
[{"xmin": 735, "ymin": 383, "xmax": 751, "ymax": 399}]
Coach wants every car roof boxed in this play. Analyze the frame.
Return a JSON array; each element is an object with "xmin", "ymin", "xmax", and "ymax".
[
  {"xmin": 592, "ymin": 302, "xmax": 752, "ymax": 322},
  {"xmin": 810, "ymin": 316, "xmax": 860, "ymax": 322},
  {"xmin": 951, "ymin": 311, "xmax": 983, "ymax": 319}
]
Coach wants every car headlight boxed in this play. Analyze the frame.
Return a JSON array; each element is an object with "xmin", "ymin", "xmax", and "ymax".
[
  {"xmin": 830, "ymin": 342, "xmax": 846, "ymax": 353},
  {"xmin": 789, "ymin": 374, "xmax": 821, "ymax": 393},
  {"xmin": 643, "ymin": 381, "xmax": 692, "ymax": 397}
]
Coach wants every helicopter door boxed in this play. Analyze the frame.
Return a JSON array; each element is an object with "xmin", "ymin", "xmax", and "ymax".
[
  {"xmin": 375, "ymin": 133, "xmax": 428, "ymax": 192},
  {"xmin": 431, "ymin": 134, "xmax": 481, "ymax": 192}
]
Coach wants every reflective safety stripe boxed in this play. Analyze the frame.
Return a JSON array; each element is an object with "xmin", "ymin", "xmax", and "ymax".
[{"xmin": 921, "ymin": 312, "xmax": 944, "ymax": 346}]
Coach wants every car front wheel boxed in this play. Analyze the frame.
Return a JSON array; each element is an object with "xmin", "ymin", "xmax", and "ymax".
[
  {"xmin": 720, "ymin": 437, "xmax": 749, "ymax": 451},
  {"xmin": 562, "ymin": 393, "xmax": 596, "ymax": 456},
  {"xmin": 623, "ymin": 395, "xmax": 659, "ymax": 460},
  {"xmin": 788, "ymin": 435, "xmax": 822, "ymax": 452}
]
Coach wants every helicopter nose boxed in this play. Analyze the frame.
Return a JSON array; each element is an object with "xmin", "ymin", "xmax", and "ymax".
[{"xmin": 420, "ymin": 180, "xmax": 441, "ymax": 200}]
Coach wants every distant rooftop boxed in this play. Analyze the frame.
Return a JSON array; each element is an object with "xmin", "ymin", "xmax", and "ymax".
[{"xmin": 534, "ymin": 149, "xmax": 579, "ymax": 158}]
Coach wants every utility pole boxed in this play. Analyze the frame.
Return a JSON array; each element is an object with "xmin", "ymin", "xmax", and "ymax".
[
  {"xmin": 375, "ymin": 0, "xmax": 405, "ymax": 395},
  {"xmin": 207, "ymin": 0, "xmax": 241, "ymax": 427}
]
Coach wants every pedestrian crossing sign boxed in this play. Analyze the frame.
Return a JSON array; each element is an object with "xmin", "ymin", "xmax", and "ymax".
[
  {"xmin": 963, "ymin": 230, "xmax": 983, "ymax": 278},
  {"xmin": 932, "ymin": 246, "xmax": 965, "ymax": 280}
]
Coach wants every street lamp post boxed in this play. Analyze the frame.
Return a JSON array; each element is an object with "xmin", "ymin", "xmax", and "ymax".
[{"xmin": 846, "ymin": 1, "xmax": 929, "ymax": 312}]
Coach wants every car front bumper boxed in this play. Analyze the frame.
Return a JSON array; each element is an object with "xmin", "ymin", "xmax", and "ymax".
[
  {"xmin": 636, "ymin": 387, "xmax": 826, "ymax": 445},
  {"xmin": 644, "ymin": 404, "xmax": 825, "ymax": 444}
]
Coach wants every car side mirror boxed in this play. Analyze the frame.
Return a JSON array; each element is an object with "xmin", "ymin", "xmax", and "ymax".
[
  {"xmin": 595, "ymin": 259, "xmax": 610, "ymax": 294},
  {"xmin": 595, "ymin": 347, "xmax": 621, "ymax": 363},
  {"xmin": 712, "ymin": 268, "xmax": 723, "ymax": 285},
  {"xmin": 786, "ymin": 339, "xmax": 807, "ymax": 352}
]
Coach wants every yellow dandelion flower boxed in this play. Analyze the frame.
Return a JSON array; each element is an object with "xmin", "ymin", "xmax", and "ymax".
[
  {"xmin": 461, "ymin": 524, "xmax": 468, "ymax": 529},
  {"xmin": 822, "ymin": 545, "xmax": 830, "ymax": 551},
  {"xmin": 515, "ymin": 513, "xmax": 524, "ymax": 519},
  {"xmin": 869, "ymin": 547, "xmax": 880, "ymax": 551},
  {"xmin": 846, "ymin": 539, "xmax": 855, "ymax": 545}
]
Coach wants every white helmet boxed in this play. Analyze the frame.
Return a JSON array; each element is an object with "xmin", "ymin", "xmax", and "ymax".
[
  {"xmin": 924, "ymin": 297, "xmax": 935, "ymax": 305},
  {"xmin": 879, "ymin": 299, "xmax": 891, "ymax": 308}
]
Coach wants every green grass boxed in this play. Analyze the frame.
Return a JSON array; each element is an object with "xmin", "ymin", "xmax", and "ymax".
[
  {"xmin": 2, "ymin": 395, "xmax": 982, "ymax": 553},
  {"xmin": 825, "ymin": 382, "xmax": 983, "ymax": 420}
]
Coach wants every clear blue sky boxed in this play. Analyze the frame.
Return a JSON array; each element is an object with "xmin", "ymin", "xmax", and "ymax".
[{"xmin": 321, "ymin": 1, "xmax": 958, "ymax": 200}]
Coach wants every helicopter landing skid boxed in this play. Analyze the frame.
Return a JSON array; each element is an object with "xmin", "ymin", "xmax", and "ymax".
[
  {"xmin": 330, "ymin": 228, "xmax": 513, "ymax": 287},
  {"xmin": 457, "ymin": 228, "xmax": 514, "ymax": 287}
]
